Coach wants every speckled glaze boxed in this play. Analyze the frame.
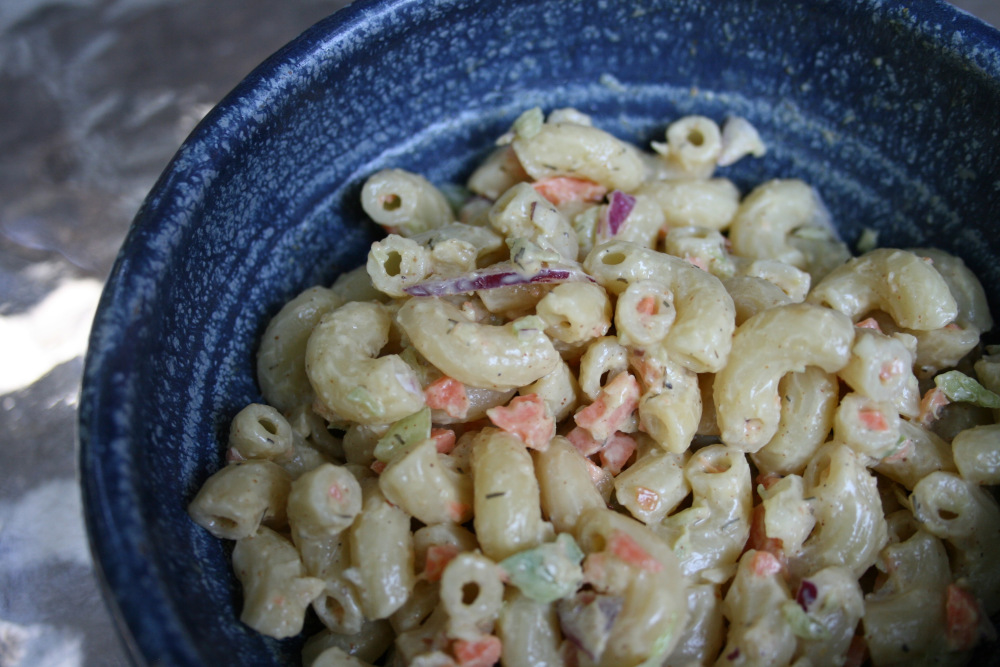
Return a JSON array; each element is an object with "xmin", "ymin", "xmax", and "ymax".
[{"xmin": 80, "ymin": 0, "xmax": 1000, "ymax": 665}]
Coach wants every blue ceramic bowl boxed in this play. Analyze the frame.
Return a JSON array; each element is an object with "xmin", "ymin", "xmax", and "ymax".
[{"xmin": 80, "ymin": 0, "xmax": 1000, "ymax": 665}]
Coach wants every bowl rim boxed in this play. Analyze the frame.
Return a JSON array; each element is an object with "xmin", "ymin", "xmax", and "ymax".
[{"xmin": 78, "ymin": 0, "xmax": 1000, "ymax": 665}]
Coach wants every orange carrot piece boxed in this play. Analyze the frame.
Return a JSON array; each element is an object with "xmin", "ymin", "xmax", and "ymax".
[
  {"xmin": 425, "ymin": 376, "xmax": 470, "ymax": 420},
  {"xmin": 566, "ymin": 426, "xmax": 603, "ymax": 456},
  {"xmin": 431, "ymin": 428, "xmax": 457, "ymax": 455},
  {"xmin": 609, "ymin": 529, "xmax": 662, "ymax": 573},
  {"xmin": 859, "ymin": 407, "xmax": 889, "ymax": 432},
  {"xmin": 599, "ymin": 432, "xmax": 636, "ymax": 475},
  {"xmin": 486, "ymin": 393, "xmax": 555, "ymax": 450},
  {"xmin": 532, "ymin": 176, "xmax": 607, "ymax": 207},
  {"xmin": 749, "ymin": 550, "xmax": 783, "ymax": 577},
  {"xmin": 446, "ymin": 501, "xmax": 472, "ymax": 523},
  {"xmin": 636, "ymin": 294, "xmax": 658, "ymax": 315},
  {"xmin": 574, "ymin": 372, "xmax": 640, "ymax": 442},
  {"xmin": 635, "ymin": 486, "xmax": 660, "ymax": 512},
  {"xmin": 855, "ymin": 317, "xmax": 883, "ymax": 332},
  {"xmin": 453, "ymin": 635, "xmax": 502, "ymax": 667},
  {"xmin": 744, "ymin": 505, "xmax": 787, "ymax": 572},
  {"xmin": 918, "ymin": 386, "xmax": 950, "ymax": 427},
  {"xmin": 424, "ymin": 544, "xmax": 461, "ymax": 582},
  {"xmin": 946, "ymin": 584, "xmax": 986, "ymax": 651}
]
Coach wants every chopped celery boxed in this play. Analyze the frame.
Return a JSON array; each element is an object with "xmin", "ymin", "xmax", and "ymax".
[
  {"xmin": 499, "ymin": 533, "xmax": 584, "ymax": 603},
  {"xmin": 791, "ymin": 225, "xmax": 833, "ymax": 241},
  {"xmin": 512, "ymin": 107, "xmax": 544, "ymax": 140},
  {"xmin": 345, "ymin": 387, "xmax": 383, "ymax": 418},
  {"xmin": 781, "ymin": 600, "xmax": 832, "ymax": 640},
  {"xmin": 856, "ymin": 227, "xmax": 879, "ymax": 254},
  {"xmin": 372, "ymin": 407, "xmax": 431, "ymax": 462},
  {"xmin": 934, "ymin": 370, "xmax": 1000, "ymax": 409}
]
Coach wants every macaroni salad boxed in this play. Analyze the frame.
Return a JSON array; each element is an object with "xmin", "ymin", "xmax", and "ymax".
[{"xmin": 189, "ymin": 107, "xmax": 1000, "ymax": 667}]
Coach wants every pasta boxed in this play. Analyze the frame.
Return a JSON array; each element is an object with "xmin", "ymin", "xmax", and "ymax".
[{"xmin": 188, "ymin": 106, "xmax": 1000, "ymax": 666}]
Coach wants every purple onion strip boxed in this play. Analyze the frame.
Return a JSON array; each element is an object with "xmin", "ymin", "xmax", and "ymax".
[
  {"xmin": 605, "ymin": 190, "xmax": 636, "ymax": 236},
  {"xmin": 796, "ymin": 579, "xmax": 818, "ymax": 611},
  {"xmin": 404, "ymin": 264, "xmax": 593, "ymax": 297}
]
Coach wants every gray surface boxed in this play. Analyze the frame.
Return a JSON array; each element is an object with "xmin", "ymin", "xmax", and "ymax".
[{"xmin": 0, "ymin": 1, "xmax": 996, "ymax": 666}]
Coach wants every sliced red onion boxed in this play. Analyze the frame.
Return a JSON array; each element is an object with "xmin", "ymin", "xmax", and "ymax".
[
  {"xmin": 605, "ymin": 190, "xmax": 636, "ymax": 236},
  {"xmin": 556, "ymin": 592, "xmax": 624, "ymax": 661},
  {"xmin": 796, "ymin": 579, "xmax": 818, "ymax": 611},
  {"xmin": 404, "ymin": 262, "xmax": 594, "ymax": 297}
]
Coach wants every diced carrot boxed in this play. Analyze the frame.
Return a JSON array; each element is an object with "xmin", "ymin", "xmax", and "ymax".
[
  {"xmin": 749, "ymin": 550, "xmax": 783, "ymax": 577},
  {"xmin": 583, "ymin": 457, "xmax": 612, "ymax": 491},
  {"xmin": 684, "ymin": 254, "xmax": 709, "ymax": 271},
  {"xmin": 946, "ymin": 584, "xmax": 985, "ymax": 651},
  {"xmin": 745, "ymin": 504, "xmax": 768, "ymax": 552},
  {"xmin": 635, "ymin": 486, "xmax": 660, "ymax": 512},
  {"xmin": 636, "ymin": 295, "xmax": 658, "ymax": 316},
  {"xmin": 701, "ymin": 458, "xmax": 731, "ymax": 475},
  {"xmin": 567, "ymin": 426, "xmax": 603, "ymax": 456},
  {"xmin": 609, "ymin": 529, "xmax": 662, "ymax": 572},
  {"xmin": 370, "ymin": 460, "xmax": 387, "ymax": 475},
  {"xmin": 424, "ymin": 544, "xmax": 461, "ymax": 582},
  {"xmin": 432, "ymin": 428, "xmax": 457, "ymax": 454},
  {"xmin": 855, "ymin": 317, "xmax": 883, "ymax": 332},
  {"xmin": 630, "ymin": 355, "xmax": 664, "ymax": 391},
  {"xmin": 918, "ymin": 387, "xmax": 950, "ymax": 427},
  {"xmin": 486, "ymin": 393, "xmax": 555, "ymax": 450},
  {"xmin": 453, "ymin": 635, "xmax": 502, "ymax": 667},
  {"xmin": 425, "ymin": 376, "xmax": 470, "ymax": 420},
  {"xmin": 858, "ymin": 407, "xmax": 889, "ymax": 432},
  {"xmin": 532, "ymin": 176, "xmax": 607, "ymax": 207},
  {"xmin": 574, "ymin": 372, "xmax": 641, "ymax": 442},
  {"xmin": 882, "ymin": 438, "xmax": 913, "ymax": 463},
  {"xmin": 756, "ymin": 473, "xmax": 782, "ymax": 492},
  {"xmin": 599, "ymin": 432, "xmax": 636, "ymax": 475},
  {"xmin": 446, "ymin": 501, "xmax": 472, "ymax": 523},
  {"xmin": 879, "ymin": 358, "xmax": 906, "ymax": 382},
  {"xmin": 744, "ymin": 505, "xmax": 787, "ymax": 571},
  {"xmin": 945, "ymin": 322, "xmax": 962, "ymax": 331}
]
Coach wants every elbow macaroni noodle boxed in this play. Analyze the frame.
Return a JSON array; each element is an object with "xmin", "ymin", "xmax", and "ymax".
[{"xmin": 189, "ymin": 107, "xmax": 1000, "ymax": 666}]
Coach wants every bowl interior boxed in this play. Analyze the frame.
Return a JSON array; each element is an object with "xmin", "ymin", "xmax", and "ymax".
[{"xmin": 80, "ymin": 0, "xmax": 1000, "ymax": 665}]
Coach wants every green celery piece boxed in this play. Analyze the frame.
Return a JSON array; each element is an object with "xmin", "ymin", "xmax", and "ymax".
[
  {"xmin": 500, "ymin": 533, "xmax": 584, "ymax": 604},
  {"xmin": 791, "ymin": 225, "xmax": 833, "ymax": 241},
  {"xmin": 781, "ymin": 601, "xmax": 832, "ymax": 641},
  {"xmin": 372, "ymin": 407, "xmax": 432, "ymax": 463},
  {"xmin": 513, "ymin": 107, "xmax": 544, "ymax": 140},
  {"xmin": 856, "ymin": 227, "xmax": 879, "ymax": 254},
  {"xmin": 637, "ymin": 624, "xmax": 682, "ymax": 667},
  {"xmin": 935, "ymin": 370, "xmax": 1000, "ymax": 409},
  {"xmin": 345, "ymin": 387, "xmax": 383, "ymax": 418}
]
